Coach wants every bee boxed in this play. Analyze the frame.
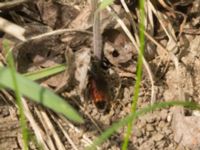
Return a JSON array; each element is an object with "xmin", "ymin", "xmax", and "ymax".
[{"xmin": 89, "ymin": 77, "xmax": 108, "ymax": 111}]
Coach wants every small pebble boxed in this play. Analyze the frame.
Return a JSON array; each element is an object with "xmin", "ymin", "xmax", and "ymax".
[
  {"xmin": 101, "ymin": 116, "xmax": 110, "ymax": 125},
  {"xmin": 135, "ymin": 129, "xmax": 143, "ymax": 138},
  {"xmin": 152, "ymin": 133, "xmax": 164, "ymax": 141},
  {"xmin": 158, "ymin": 120, "xmax": 166, "ymax": 128},
  {"xmin": 147, "ymin": 116, "xmax": 156, "ymax": 123},
  {"xmin": 168, "ymin": 143, "xmax": 174, "ymax": 149},
  {"xmin": 156, "ymin": 140, "xmax": 166, "ymax": 149},
  {"xmin": 142, "ymin": 136, "xmax": 148, "ymax": 142},
  {"xmin": 109, "ymin": 109, "xmax": 115, "ymax": 116},
  {"xmin": 167, "ymin": 113, "xmax": 172, "ymax": 122},
  {"xmin": 164, "ymin": 129, "xmax": 172, "ymax": 136},
  {"xmin": 145, "ymin": 131, "xmax": 151, "ymax": 138},
  {"xmin": 146, "ymin": 124, "xmax": 154, "ymax": 132},
  {"xmin": 160, "ymin": 109, "xmax": 168, "ymax": 121},
  {"xmin": 115, "ymin": 107, "xmax": 121, "ymax": 114},
  {"xmin": 141, "ymin": 140, "xmax": 155, "ymax": 149},
  {"xmin": 137, "ymin": 138, "xmax": 144, "ymax": 145},
  {"xmin": 138, "ymin": 119, "xmax": 146, "ymax": 128}
]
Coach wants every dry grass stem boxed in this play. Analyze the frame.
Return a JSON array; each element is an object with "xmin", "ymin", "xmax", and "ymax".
[
  {"xmin": 29, "ymin": 28, "xmax": 92, "ymax": 41},
  {"xmin": 37, "ymin": 109, "xmax": 65, "ymax": 150},
  {"xmin": 35, "ymin": 108, "xmax": 57, "ymax": 150},
  {"xmin": 54, "ymin": 118, "xmax": 79, "ymax": 150},
  {"xmin": 0, "ymin": 17, "xmax": 26, "ymax": 41},
  {"xmin": 0, "ymin": 0, "xmax": 28, "ymax": 9},
  {"xmin": 21, "ymin": 98, "xmax": 49, "ymax": 150}
]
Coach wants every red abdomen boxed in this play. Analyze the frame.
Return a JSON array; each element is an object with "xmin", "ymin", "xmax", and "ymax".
[{"xmin": 90, "ymin": 78, "xmax": 105, "ymax": 103}]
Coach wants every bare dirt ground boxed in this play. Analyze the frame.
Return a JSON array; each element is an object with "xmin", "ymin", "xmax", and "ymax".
[{"xmin": 0, "ymin": 0, "xmax": 200, "ymax": 149}]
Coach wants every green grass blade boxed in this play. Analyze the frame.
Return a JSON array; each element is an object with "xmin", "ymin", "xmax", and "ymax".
[
  {"xmin": 87, "ymin": 101, "xmax": 200, "ymax": 149},
  {"xmin": 0, "ymin": 67, "xmax": 84, "ymax": 123},
  {"xmin": 4, "ymin": 38, "xmax": 29, "ymax": 150},
  {"xmin": 24, "ymin": 64, "xmax": 66, "ymax": 81},
  {"xmin": 122, "ymin": 0, "xmax": 146, "ymax": 149}
]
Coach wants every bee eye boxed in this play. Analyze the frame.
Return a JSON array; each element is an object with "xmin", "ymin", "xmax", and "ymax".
[
  {"xmin": 101, "ymin": 61, "xmax": 109, "ymax": 70},
  {"xmin": 101, "ymin": 58, "xmax": 110, "ymax": 70}
]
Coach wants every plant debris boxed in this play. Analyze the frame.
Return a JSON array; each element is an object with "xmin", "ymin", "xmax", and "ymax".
[{"xmin": 0, "ymin": 0, "xmax": 200, "ymax": 149}]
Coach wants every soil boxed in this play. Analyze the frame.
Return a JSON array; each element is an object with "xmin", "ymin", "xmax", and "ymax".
[{"xmin": 0, "ymin": 0, "xmax": 200, "ymax": 150}]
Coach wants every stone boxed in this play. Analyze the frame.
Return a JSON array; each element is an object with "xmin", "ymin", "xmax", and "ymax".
[
  {"xmin": 167, "ymin": 113, "xmax": 172, "ymax": 123},
  {"xmin": 135, "ymin": 129, "xmax": 143, "ymax": 138},
  {"xmin": 146, "ymin": 115, "xmax": 156, "ymax": 123},
  {"xmin": 156, "ymin": 140, "xmax": 166, "ymax": 149},
  {"xmin": 152, "ymin": 133, "xmax": 164, "ymax": 141},
  {"xmin": 164, "ymin": 129, "xmax": 172, "ymax": 136},
  {"xmin": 160, "ymin": 109, "xmax": 168, "ymax": 121},
  {"xmin": 146, "ymin": 124, "xmax": 154, "ymax": 132},
  {"xmin": 146, "ymin": 131, "xmax": 151, "ymax": 138},
  {"xmin": 140, "ymin": 140, "xmax": 155, "ymax": 150},
  {"xmin": 158, "ymin": 120, "xmax": 166, "ymax": 128},
  {"xmin": 137, "ymin": 138, "xmax": 144, "ymax": 145}
]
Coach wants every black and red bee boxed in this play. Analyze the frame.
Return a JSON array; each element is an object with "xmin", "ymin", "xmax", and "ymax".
[
  {"xmin": 88, "ymin": 58, "xmax": 110, "ymax": 111},
  {"xmin": 89, "ymin": 77, "xmax": 107, "ymax": 110}
]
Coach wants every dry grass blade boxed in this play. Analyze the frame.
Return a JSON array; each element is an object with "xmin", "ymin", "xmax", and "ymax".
[
  {"xmin": 0, "ymin": 18, "xmax": 91, "ymax": 43},
  {"xmin": 21, "ymin": 98, "xmax": 49, "ymax": 150},
  {"xmin": 29, "ymin": 28, "xmax": 92, "ymax": 41},
  {"xmin": 0, "ymin": 90, "xmax": 16, "ymax": 105},
  {"xmin": 58, "ymin": 125, "xmax": 78, "ymax": 150},
  {"xmin": 51, "ymin": 115, "xmax": 79, "ymax": 150},
  {"xmin": 34, "ymin": 107, "xmax": 57, "ymax": 150},
  {"xmin": 59, "ymin": 115, "xmax": 101, "ymax": 149},
  {"xmin": 0, "ymin": 0, "xmax": 28, "ymax": 9},
  {"xmin": 42, "ymin": 111, "xmax": 66, "ymax": 150},
  {"xmin": 36, "ymin": 108, "xmax": 66, "ymax": 150},
  {"xmin": 92, "ymin": 0, "xmax": 103, "ymax": 60},
  {"xmin": 22, "ymin": 94, "xmax": 79, "ymax": 150},
  {"xmin": 0, "ymin": 17, "xmax": 26, "ymax": 41}
]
